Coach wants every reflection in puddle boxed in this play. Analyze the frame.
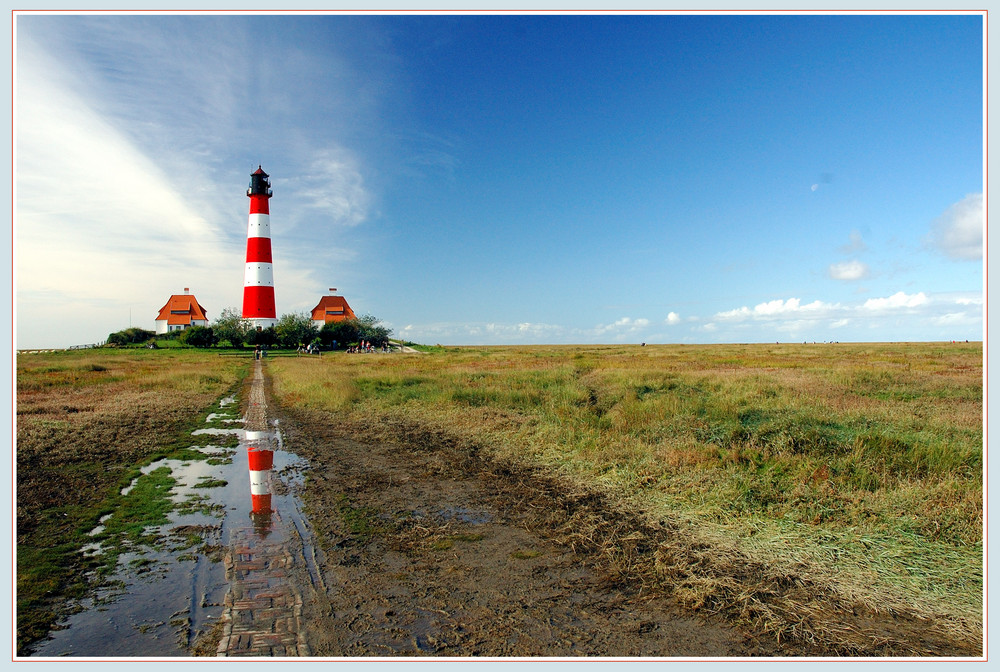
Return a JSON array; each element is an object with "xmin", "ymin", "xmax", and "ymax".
[
  {"xmin": 245, "ymin": 429, "xmax": 276, "ymax": 537},
  {"xmin": 31, "ymin": 391, "xmax": 310, "ymax": 658}
]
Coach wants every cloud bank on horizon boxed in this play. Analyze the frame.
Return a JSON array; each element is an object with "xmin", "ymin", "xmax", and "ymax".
[{"xmin": 15, "ymin": 13, "xmax": 983, "ymax": 348}]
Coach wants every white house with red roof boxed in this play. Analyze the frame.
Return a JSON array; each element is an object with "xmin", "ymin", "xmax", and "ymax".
[
  {"xmin": 310, "ymin": 289, "xmax": 357, "ymax": 329},
  {"xmin": 155, "ymin": 288, "xmax": 209, "ymax": 334}
]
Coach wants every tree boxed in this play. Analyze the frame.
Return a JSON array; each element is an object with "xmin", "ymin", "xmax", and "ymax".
[
  {"xmin": 357, "ymin": 313, "xmax": 392, "ymax": 346},
  {"xmin": 106, "ymin": 327, "xmax": 155, "ymax": 346},
  {"xmin": 275, "ymin": 312, "xmax": 319, "ymax": 349},
  {"xmin": 246, "ymin": 326, "xmax": 277, "ymax": 347},
  {"xmin": 179, "ymin": 325, "xmax": 217, "ymax": 348},
  {"xmin": 318, "ymin": 313, "xmax": 392, "ymax": 349},
  {"xmin": 213, "ymin": 307, "xmax": 251, "ymax": 348},
  {"xmin": 319, "ymin": 319, "xmax": 360, "ymax": 349}
]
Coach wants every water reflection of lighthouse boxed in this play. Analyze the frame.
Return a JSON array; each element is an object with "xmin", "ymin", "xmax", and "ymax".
[{"xmin": 245, "ymin": 428, "xmax": 275, "ymax": 534}]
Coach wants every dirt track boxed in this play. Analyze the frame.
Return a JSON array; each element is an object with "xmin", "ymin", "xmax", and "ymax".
[
  {"xmin": 268, "ymin": 378, "xmax": 981, "ymax": 658},
  {"xmin": 277, "ymin": 405, "xmax": 761, "ymax": 657},
  {"xmin": 18, "ymin": 354, "xmax": 982, "ymax": 658}
]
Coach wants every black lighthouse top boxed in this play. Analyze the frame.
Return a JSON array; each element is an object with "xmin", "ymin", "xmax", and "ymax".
[{"xmin": 248, "ymin": 165, "xmax": 273, "ymax": 198}]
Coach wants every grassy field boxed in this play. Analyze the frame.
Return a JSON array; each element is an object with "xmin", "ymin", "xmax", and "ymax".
[
  {"xmin": 15, "ymin": 349, "xmax": 246, "ymax": 654},
  {"xmin": 15, "ymin": 342, "xmax": 984, "ymax": 654},
  {"xmin": 268, "ymin": 342, "xmax": 983, "ymax": 643}
]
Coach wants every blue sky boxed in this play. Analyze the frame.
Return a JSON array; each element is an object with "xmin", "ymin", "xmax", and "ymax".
[{"xmin": 14, "ymin": 12, "xmax": 984, "ymax": 348}]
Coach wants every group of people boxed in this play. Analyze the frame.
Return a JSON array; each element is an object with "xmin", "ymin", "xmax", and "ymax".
[
  {"xmin": 346, "ymin": 340, "xmax": 391, "ymax": 354},
  {"xmin": 252, "ymin": 341, "xmax": 392, "ymax": 357}
]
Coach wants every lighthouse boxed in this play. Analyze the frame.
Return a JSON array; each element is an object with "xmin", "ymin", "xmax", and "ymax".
[
  {"xmin": 242, "ymin": 166, "xmax": 277, "ymax": 329},
  {"xmin": 245, "ymin": 429, "xmax": 274, "ymax": 521}
]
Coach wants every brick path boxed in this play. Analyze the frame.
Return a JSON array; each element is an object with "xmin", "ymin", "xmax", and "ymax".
[
  {"xmin": 215, "ymin": 521, "xmax": 310, "ymax": 656},
  {"xmin": 216, "ymin": 360, "xmax": 311, "ymax": 657}
]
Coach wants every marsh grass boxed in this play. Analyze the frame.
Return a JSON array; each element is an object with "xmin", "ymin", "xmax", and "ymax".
[
  {"xmin": 269, "ymin": 342, "xmax": 983, "ymax": 642},
  {"xmin": 15, "ymin": 349, "xmax": 246, "ymax": 654}
]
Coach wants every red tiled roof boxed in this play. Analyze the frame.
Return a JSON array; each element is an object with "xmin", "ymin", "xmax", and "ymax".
[
  {"xmin": 155, "ymin": 294, "xmax": 209, "ymax": 325},
  {"xmin": 310, "ymin": 295, "xmax": 357, "ymax": 323}
]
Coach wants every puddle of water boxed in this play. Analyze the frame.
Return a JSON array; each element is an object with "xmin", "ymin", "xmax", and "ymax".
[
  {"xmin": 205, "ymin": 413, "xmax": 243, "ymax": 424},
  {"xmin": 192, "ymin": 427, "xmax": 241, "ymax": 436},
  {"xmin": 32, "ymin": 413, "xmax": 312, "ymax": 658}
]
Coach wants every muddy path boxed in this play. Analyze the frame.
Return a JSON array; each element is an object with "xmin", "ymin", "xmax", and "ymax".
[
  {"xmin": 278, "ymin": 407, "xmax": 755, "ymax": 657},
  {"xmin": 269, "ymin": 375, "xmax": 980, "ymax": 658}
]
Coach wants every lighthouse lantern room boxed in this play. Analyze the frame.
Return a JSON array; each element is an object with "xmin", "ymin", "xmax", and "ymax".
[{"xmin": 242, "ymin": 166, "xmax": 278, "ymax": 329}]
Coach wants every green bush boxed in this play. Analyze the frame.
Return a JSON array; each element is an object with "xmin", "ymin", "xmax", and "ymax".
[
  {"xmin": 212, "ymin": 307, "xmax": 251, "ymax": 348},
  {"xmin": 319, "ymin": 314, "xmax": 391, "ymax": 349},
  {"xmin": 275, "ymin": 312, "xmax": 319, "ymax": 349},
  {"xmin": 179, "ymin": 326, "xmax": 217, "ymax": 348},
  {"xmin": 106, "ymin": 327, "xmax": 155, "ymax": 346},
  {"xmin": 246, "ymin": 326, "xmax": 277, "ymax": 347}
]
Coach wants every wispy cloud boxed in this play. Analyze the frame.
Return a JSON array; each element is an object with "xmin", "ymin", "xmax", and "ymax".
[
  {"xmin": 15, "ymin": 18, "xmax": 378, "ymax": 348},
  {"xmin": 838, "ymin": 230, "xmax": 867, "ymax": 254},
  {"xmin": 828, "ymin": 259, "xmax": 870, "ymax": 281},
  {"xmin": 593, "ymin": 316, "xmax": 650, "ymax": 337},
  {"xmin": 282, "ymin": 149, "xmax": 371, "ymax": 229},
  {"xmin": 16, "ymin": 34, "xmax": 242, "ymax": 346},
  {"xmin": 704, "ymin": 291, "xmax": 978, "ymax": 341},
  {"xmin": 395, "ymin": 321, "xmax": 568, "ymax": 344},
  {"xmin": 393, "ymin": 288, "xmax": 981, "ymax": 345},
  {"xmin": 928, "ymin": 193, "xmax": 983, "ymax": 261}
]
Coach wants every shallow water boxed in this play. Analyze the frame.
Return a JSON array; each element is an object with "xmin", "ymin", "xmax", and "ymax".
[{"xmin": 31, "ymin": 406, "xmax": 312, "ymax": 658}]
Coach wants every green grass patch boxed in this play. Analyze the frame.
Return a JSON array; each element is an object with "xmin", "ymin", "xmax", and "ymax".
[
  {"xmin": 268, "ymin": 342, "xmax": 983, "ymax": 630},
  {"xmin": 192, "ymin": 477, "xmax": 228, "ymax": 489},
  {"xmin": 16, "ymin": 349, "xmax": 251, "ymax": 655},
  {"xmin": 334, "ymin": 494, "xmax": 390, "ymax": 542}
]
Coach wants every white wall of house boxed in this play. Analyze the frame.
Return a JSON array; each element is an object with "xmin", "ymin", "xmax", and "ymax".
[{"xmin": 155, "ymin": 319, "xmax": 207, "ymax": 335}]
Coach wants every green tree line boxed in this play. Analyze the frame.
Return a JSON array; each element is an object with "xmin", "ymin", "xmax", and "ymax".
[{"xmin": 106, "ymin": 309, "xmax": 392, "ymax": 350}]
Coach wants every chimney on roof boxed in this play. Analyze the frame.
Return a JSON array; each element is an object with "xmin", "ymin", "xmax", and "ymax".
[
  {"xmin": 184, "ymin": 288, "xmax": 190, "ymax": 294},
  {"xmin": 329, "ymin": 288, "xmax": 337, "ymax": 293}
]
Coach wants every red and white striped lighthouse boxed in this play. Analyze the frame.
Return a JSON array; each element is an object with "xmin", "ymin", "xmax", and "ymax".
[
  {"xmin": 242, "ymin": 166, "xmax": 277, "ymax": 329},
  {"xmin": 245, "ymin": 429, "xmax": 274, "ymax": 517}
]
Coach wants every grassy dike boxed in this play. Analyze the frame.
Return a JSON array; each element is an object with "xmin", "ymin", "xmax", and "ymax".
[
  {"xmin": 15, "ymin": 349, "xmax": 247, "ymax": 655},
  {"xmin": 268, "ymin": 342, "xmax": 983, "ymax": 647}
]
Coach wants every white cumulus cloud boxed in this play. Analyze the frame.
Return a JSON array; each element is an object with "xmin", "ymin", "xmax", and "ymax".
[
  {"xmin": 862, "ymin": 291, "xmax": 928, "ymax": 311},
  {"xmin": 702, "ymin": 290, "xmax": 979, "ymax": 342},
  {"xmin": 665, "ymin": 312, "xmax": 682, "ymax": 325},
  {"xmin": 928, "ymin": 193, "xmax": 983, "ymax": 260},
  {"xmin": 828, "ymin": 260, "xmax": 870, "ymax": 281},
  {"xmin": 716, "ymin": 298, "xmax": 837, "ymax": 321}
]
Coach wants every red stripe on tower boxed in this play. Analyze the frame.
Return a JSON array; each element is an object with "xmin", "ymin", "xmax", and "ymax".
[
  {"xmin": 242, "ymin": 166, "xmax": 277, "ymax": 329},
  {"xmin": 245, "ymin": 429, "xmax": 274, "ymax": 517}
]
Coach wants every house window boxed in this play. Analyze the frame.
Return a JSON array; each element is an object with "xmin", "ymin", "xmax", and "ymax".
[{"xmin": 327, "ymin": 309, "xmax": 344, "ymax": 315}]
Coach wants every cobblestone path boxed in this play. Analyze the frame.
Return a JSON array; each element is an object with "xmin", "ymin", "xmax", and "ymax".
[{"xmin": 215, "ymin": 360, "xmax": 311, "ymax": 657}]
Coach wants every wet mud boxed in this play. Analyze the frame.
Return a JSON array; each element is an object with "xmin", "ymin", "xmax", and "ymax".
[
  {"xmin": 27, "ymin": 360, "xmax": 980, "ymax": 658},
  {"xmin": 29, "ymin": 389, "xmax": 315, "ymax": 658},
  {"xmin": 278, "ymin": 407, "xmax": 756, "ymax": 657},
  {"xmin": 275, "ymin": 400, "xmax": 981, "ymax": 658}
]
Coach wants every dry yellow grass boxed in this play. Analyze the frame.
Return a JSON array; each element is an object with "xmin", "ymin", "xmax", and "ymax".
[{"xmin": 268, "ymin": 342, "xmax": 983, "ymax": 645}]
